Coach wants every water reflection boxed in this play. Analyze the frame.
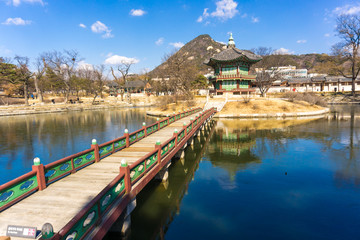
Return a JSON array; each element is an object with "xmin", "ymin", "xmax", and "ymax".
[
  {"xmin": 0, "ymin": 108, "xmax": 156, "ymax": 184},
  {"xmin": 124, "ymin": 106, "xmax": 360, "ymax": 240},
  {"xmin": 104, "ymin": 120, "xmax": 216, "ymax": 240}
]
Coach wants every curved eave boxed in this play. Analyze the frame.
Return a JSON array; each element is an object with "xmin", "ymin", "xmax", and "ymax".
[{"xmin": 205, "ymin": 56, "xmax": 261, "ymax": 67}]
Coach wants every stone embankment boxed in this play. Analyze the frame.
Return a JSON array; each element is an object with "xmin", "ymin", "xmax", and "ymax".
[{"xmin": 0, "ymin": 102, "xmax": 134, "ymax": 117}]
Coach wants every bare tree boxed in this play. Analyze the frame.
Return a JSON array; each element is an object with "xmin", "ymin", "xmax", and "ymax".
[
  {"xmin": 252, "ymin": 47, "xmax": 281, "ymax": 97},
  {"xmin": 94, "ymin": 64, "xmax": 107, "ymax": 99},
  {"xmin": 14, "ymin": 56, "xmax": 32, "ymax": 105},
  {"xmin": 331, "ymin": 14, "xmax": 360, "ymax": 96},
  {"xmin": 159, "ymin": 50, "xmax": 197, "ymax": 101},
  {"xmin": 43, "ymin": 50, "xmax": 81, "ymax": 102},
  {"xmin": 110, "ymin": 59, "xmax": 137, "ymax": 102},
  {"xmin": 33, "ymin": 55, "xmax": 47, "ymax": 102}
]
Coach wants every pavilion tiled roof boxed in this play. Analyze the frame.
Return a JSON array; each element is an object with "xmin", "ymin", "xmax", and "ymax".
[{"xmin": 205, "ymin": 47, "xmax": 262, "ymax": 66}]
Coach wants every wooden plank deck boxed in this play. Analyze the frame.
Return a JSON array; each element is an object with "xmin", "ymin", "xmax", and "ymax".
[{"xmin": 0, "ymin": 113, "xmax": 197, "ymax": 239}]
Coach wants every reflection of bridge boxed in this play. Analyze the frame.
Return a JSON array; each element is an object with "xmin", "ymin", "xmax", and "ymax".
[
  {"xmin": 115, "ymin": 119, "xmax": 217, "ymax": 240},
  {"xmin": 0, "ymin": 108, "xmax": 216, "ymax": 240}
]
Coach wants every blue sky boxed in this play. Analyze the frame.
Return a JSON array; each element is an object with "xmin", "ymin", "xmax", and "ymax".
[{"xmin": 0, "ymin": 0, "xmax": 359, "ymax": 74}]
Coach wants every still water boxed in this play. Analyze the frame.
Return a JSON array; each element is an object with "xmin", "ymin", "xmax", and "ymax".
[
  {"xmin": 0, "ymin": 108, "xmax": 156, "ymax": 184},
  {"xmin": 1, "ymin": 106, "xmax": 360, "ymax": 239},
  {"xmin": 107, "ymin": 106, "xmax": 360, "ymax": 240}
]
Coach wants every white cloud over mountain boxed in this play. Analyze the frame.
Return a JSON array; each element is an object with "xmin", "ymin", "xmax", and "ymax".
[{"xmin": 2, "ymin": 17, "xmax": 31, "ymax": 25}]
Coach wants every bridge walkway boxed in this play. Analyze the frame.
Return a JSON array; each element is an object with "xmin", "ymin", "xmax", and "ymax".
[{"xmin": 0, "ymin": 113, "xmax": 198, "ymax": 239}]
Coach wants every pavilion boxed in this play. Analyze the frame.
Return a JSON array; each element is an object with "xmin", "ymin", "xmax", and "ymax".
[{"xmin": 205, "ymin": 34, "xmax": 262, "ymax": 95}]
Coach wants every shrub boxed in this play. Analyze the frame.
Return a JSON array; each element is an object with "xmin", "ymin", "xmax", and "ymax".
[{"xmin": 282, "ymin": 92, "xmax": 327, "ymax": 107}]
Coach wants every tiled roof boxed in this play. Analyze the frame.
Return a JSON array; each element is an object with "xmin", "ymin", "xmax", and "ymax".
[{"xmin": 205, "ymin": 47, "xmax": 262, "ymax": 66}]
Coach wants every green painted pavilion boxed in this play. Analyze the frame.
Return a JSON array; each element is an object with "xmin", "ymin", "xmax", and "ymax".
[{"xmin": 205, "ymin": 34, "xmax": 262, "ymax": 95}]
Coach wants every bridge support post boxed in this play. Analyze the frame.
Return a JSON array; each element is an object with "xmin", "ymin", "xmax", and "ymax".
[
  {"xmin": 120, "ymin": 160, "xmax": 131, "ymax": 193},
  {"xmin": 124, "ymin": 129, "xmax": 130, "ymax": 148},
  {"xmin": 155, "ymin": 162, "xmax": 171, "ymax": 182},
  {"xmin": 173, "ymin": 129, "xmax": 178, "ymax": 147},
  {"xmin": 155, "ymin": 140, "xmax": 162, "ymax": 164},
  {"xmin": 110, "ymin": 197, "xmax": 136, "ymax": 237},
  {"xmin": 91, "ymin": 139, "xmax": 100, "ymax": 162},
  {"xmin": 32, "ymin": 157, "xmax": 46, "ymax": 191},
  {"xmin": 143, "ymin": 122, "xmax": 147, "ymax": 137}
]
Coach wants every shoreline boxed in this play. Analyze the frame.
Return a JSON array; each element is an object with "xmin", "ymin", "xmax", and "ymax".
[{"xmin": 0, "ymin": 102, "xmax": 154, "ymax": 117}]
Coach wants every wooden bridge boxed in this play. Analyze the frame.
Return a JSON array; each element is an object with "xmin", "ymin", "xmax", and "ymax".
[{"xmin": 0, "ymin": 107, "xmax": 216, "ymax": 240}]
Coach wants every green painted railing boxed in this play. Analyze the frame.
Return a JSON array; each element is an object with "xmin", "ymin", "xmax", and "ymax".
[
  {"xmin": 161, "ymin": 137, "xmax": 176, "ymax": 158},
  {"xmin": 61, "ymin": 174, "xmax": 126, "ymax": 240},
  {"xmin": 177, "ymin": 129, "xmax": 185, "ymax": 143},
  {"xmin": 0, "ymin": 172, "xmax": 38, "ymax": 212}
]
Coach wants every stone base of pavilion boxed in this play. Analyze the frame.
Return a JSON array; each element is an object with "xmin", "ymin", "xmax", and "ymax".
[{"xmin": 214, "ymin": 108, "xmax": 330, "ymax": 119}]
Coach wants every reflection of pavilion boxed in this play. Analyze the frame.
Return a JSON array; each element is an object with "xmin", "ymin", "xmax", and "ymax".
[{"xmin": 207, "ymin": 128, "xmax": 260, "ymax": 180}]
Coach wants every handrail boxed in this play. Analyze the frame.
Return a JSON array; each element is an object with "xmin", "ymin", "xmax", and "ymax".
[
  {"xmin": 0, "ymin": 107, "xmax": 203, "ymax": 212},
  {"xmin": 52, "ymin": 107, "xmax": 216, "ymax": 240},
  {"xmin": 52, "ymin": 108, "xmax": 216, "ymax": 240}
]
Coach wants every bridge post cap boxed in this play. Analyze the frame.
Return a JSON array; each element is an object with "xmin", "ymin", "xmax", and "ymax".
[
  {"xmin": 174, "ymin": 129, "xmax": 178, "ymax": 133},
  {"xmin": 142, "ymin": 122, "xmax": 146, "ymax": 126},
  {"xmin": 190, "ymin": 117, "xmax": 193, "ymax": 121},
  {"xmin": 33, "ymin": 157, "xmax": 41, "ymax": 166},
  {"xmin": 121, "ymin": 159, "xmax": 128, "ymax": 167},
  {"xmin": 124, "ymin": 129, "xmax": 128, "ymax": 133},
  {"xmin": 183, "ymin": 122, "xmax": 187, "ymax": 126},
  {"xmin": 157, "ymin": 118, "xmax": 159, "ymax": 121},
  {"xmin": 156, "ymin": 140, "xmax": 161, "ymax": 145},
  {"xmin": 92, "ymin": 139, "xmax": 97, "ymax": 145},
  {"xmin": 41, "ymin": 223, "xmax": 54, "ymax": 239}
]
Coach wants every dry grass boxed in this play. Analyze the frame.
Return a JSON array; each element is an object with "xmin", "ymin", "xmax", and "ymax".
[
  {"xmin": 221, "ymin": 99, "xmax": 324, "ymax": 115},
  {"xmin": 150, "ymin": 101, "xmax": 205, "ymax": 116}
]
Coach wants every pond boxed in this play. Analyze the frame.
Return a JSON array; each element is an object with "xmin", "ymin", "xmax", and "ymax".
[
  {"xmin": 1, "ymin": 106, "xmax": 359, "ymax": 240},
  {"xmin": 0, "ymin": 108, "xmax": 156, "ymax": 184},
  {"xmin": 105, "ymin": 105, "xmax": 360, "ymax": 240}
]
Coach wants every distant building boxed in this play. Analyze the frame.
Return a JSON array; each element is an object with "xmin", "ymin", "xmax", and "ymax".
[
  {"xmin": 205, "ymin": 34, "xmax": 262, "ymax": 95},
  {"xmin": 265, "ymin": 76, "xmax": 360, "ymax": 93},
  {"xmin": 256, "ymin": 65, "xmax": 308, "ymax": 79}
]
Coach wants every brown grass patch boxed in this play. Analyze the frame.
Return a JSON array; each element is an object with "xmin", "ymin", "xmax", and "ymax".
[{"xmin": 221, "ymin": 99, "xmax": 324, "ymax": 115}]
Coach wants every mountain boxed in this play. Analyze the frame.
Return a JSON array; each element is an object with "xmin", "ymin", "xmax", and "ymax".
[
  {"xmin": 150, "ymin": 34, "xmax": 226, "ymax": 76},
  {"xmin": 150, "ymin": 34, "xmax": 340, "ymax": 77}
]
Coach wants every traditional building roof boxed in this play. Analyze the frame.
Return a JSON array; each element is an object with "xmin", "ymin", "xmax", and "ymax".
[{"xmin": 205, "ymin": 47, "xmax": 262, "ymax": 67}]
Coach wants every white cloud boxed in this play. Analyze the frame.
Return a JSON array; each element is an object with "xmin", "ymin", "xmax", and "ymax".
[
  {"xmin": 197, "ymin": 8, "xmax": 209, "ymax": 22},
  {"xmin": 0, "ymin": 46, "xmax": 12, "ymax": 56},
  {"xmin": 155, "ymin": 37, "xmax": 164, "ymax": 46},
  {"xmin": 104, "ymin": 55, "xmax": 139, "ymax": 65},
  {"xmin": 77, "ymin": 61, "xmax": 94, "ymax": 70},
  {"xmin": 7, "ymin": 0, "xmax": 44, "ymax": 6},
  {"xmin": 169, "ymin": 42, "xmax": 185, "ymax": 48},
  {"xmin": 251, "ymin": 17, "xmax": 259, "ymax": 23},
  {"xmin": 324, "ymin": 33, "xmax": 330, "ymax": 37},
  {"xmin": 130, "ymin": 9, "xmax": 147, "ymax": 16},
  {"xmin": 296, "ymin": 40, "xmax": 307, "ymax": 44},
  {"xmin": 333, "ymin": 4, "xmax": 360, "ymax": 16},
  {"xmin": 211, "ymin": 0, "xmax": 239, "ymax": 20},
  {"xmin": 274, "ymin": 48, "xmax": 294, "ymax": 55},
  {"xmin": 91, "ymin": 21, "xmax": 113, "ymax": 38},
  {"xmin": 2, "ymin": 17, "xmax": 31, "ymax": 25},
  {"xmin": 79, "ymin": 23, "xmax": 86, "ymax": 28},
  {"xmin": 197, "ymin": 0, "xmax": 239, "ymax": 23}
]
